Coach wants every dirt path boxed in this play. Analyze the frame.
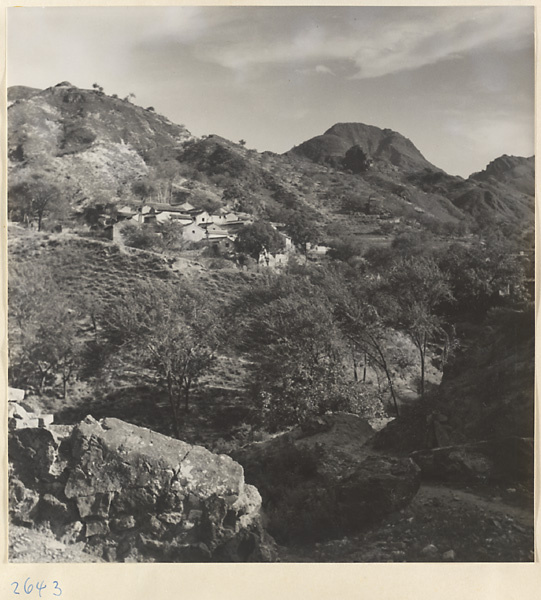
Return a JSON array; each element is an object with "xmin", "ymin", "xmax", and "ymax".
[
  {"xmin": 278, "ymin": 482, "xmax": 535, "ymax": 563},
  {"xmin": 420, "ymin": 483, "xmax": 533, "ymax": 527}
]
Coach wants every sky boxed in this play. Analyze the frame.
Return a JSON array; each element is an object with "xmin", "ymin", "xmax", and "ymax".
[{"xmin": 7, "ymin": 6, "xmax": 535, "ymax": 177}]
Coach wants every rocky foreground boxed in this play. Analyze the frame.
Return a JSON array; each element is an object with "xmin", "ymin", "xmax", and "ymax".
[
  {"xmin": 9, "ymin": 412, "xmax": 534, "ymax": 562},
  {"xmin": 9, "ymin": 413, "xmax": 422, "ymax": 562},
  {"xmin": 9, "ymin": 416, "xmax": 275, "ymax": 562}
]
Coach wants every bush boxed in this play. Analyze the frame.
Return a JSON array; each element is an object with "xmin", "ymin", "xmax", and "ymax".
[
  {"xmin": 257, "ymin": 373, "xmax": 370, "ymax": 432},
  {"xmin": 327, "ymin": 238, "xmax": 364, "ymax": 263},
  {"xmin": 120, "ymin": 223, "xmax": 161, "ymax": 251}
]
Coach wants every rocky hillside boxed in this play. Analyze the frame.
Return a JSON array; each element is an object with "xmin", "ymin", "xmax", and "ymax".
[
  {"xmin": 8, "ymin": 81, "xmax": 193, "ymax": 208},
  {"xmin": 470, "ymin": 154, "xmax": 535, "ymax": 193},
  {"xmin": 7, "ymin": 85, "xmax": 42, "ymax": 103},
  {"xmin": 455, "ymin": 155, "xmax": 535, "ymax": 223},
  {"xmin": 405, "ymin": 155, "xmax": 534, "ymax": 226},
  {"xmin": 287, "ymin": 122, "xmax": 534, "ymax": 228}
]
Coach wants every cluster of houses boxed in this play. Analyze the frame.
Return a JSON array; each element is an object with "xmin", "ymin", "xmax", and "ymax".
[
  {"xmin": 110, "ymin": 200, "xmax": 328, "ymax": 267},
  {"xmin": 113, "ymin": 200, "xmax": 249, "ymax": 253}
]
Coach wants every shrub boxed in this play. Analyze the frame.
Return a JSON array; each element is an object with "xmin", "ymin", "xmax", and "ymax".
[{"xmin": 120, "ymin": 222, "xmax": 161, "ymax": 250}]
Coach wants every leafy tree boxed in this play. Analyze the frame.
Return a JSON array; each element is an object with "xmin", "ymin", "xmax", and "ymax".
[
  {"xmin": 8, "ymin": 264, "xmax": 83, "ymax": 397},
  {"xmin": 28, "ymin": 306, "xmax": 82, "ymax": 398},
  {"xmin": 120, "ymin": 222, "xmax": 162, "ymax": 251},
  {"xmin": 272, "ymin": 186, "xmax": 300, "ymax": 210},
  {"xmin": 8, "ymin": 179, "xmax": 65, "ymax": 231},
  {"xmin": 284, "ymin": 211, "xmax": 320, "ymax": 254},
  {"xmin": 105, "ymin": 281, "xmax": 218, "ymax": 437},
  {"xmin": 155, "ymin": 220, "xmax": 187, "ymax": 252},
  {"xmin": 131, "ymin": 179, "xmax": 156, "ymax": 203},
  {"xmin": 82, "ymin": 201, "xmax": 118, "ymax": 227},
  {"xmin": 341, "ymin": 195, "xmax": 365, "ymax": 214},
  {"xmin": 242, "ymin": 289, "xmax": 351, "ymax": 429},
  {"xmin": 9, "ymin": 264, "xmax": 54, "ymax": 388},
  {"xmin": 234, "ymin": 221, "xmax": 285, "ymax": 260},
  {"xmin": 335, "ymin": 280, "xmax": 401, "ymax": 415},
  {"xmin": 436, "ymin": 236, "xmax": 525, "ymax": 317},
  {"xmin": 387, "ymin": 257, "xmax": 453, "ymax": 398},
  {"xmin": 327, "ymin": 238, "xmax": 364, "ymax": 264},
  {"xmin": 391, "ymin": 231, "xmax": 432, "ymax": 258},
  {"xmin": 363, "ymin": 245, "xmax": 394, "ymax": 270},
  {"xmin": 343, "ymin": 145, "xmax": 371, "ymax": 174}
]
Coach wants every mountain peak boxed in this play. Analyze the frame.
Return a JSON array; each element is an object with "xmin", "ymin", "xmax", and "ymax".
[{"xmin": 288, "ymin": 121, "xmax": 438, "ymax": 174}]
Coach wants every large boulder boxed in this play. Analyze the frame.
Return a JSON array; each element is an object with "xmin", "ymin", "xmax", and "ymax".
[
  {"xmin": 9, "ymin": 416, "xmax": 276, "ymax": 562},
  {"xmin": 232, "ymin": 413, "xmax": 421, "ymax": 543}
]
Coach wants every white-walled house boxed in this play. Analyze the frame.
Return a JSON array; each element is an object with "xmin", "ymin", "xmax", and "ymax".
[
  {"xmin": 281, "ymin": 233, "xmax": 295, "ymax": 253},
  {"xmin": 181, "ymin": 223, "xmax": 208, "ymax": 243},
  {"xmin": 208, "ymin": 234, "xmax": 236, "ymax": 252},
  {"xmin": 189, "ymin": 210, "xmax": 211, "ymax": 226},
  {"xmin": 117, "ymin": 205, "xmax": 138, "ymax": 220},
  {"xmin": 269, "ymin": 223, "xmax": 295, "ymax": 253},
  {"xmin": 306, "ymin": 243, "xmax": 330, "ymax": 255},
  {"xmin": 207, "ymin": 210, "xmax": 234, "ymax": 225},
  {"xmin": 155, "ymin": 211, "xmax": 193, "ymax": 225},
  {"xmin": 201, "ymin": 223, "xmax": 230, "ymax": 236},
  {"xmin": 258, "ymin": 249, "xmax": 289, "ymax": 268}
]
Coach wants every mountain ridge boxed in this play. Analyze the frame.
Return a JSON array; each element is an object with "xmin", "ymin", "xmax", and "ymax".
[{"xmin": 7, "ymin": 82, "xmax": 534, "ymax": 232}]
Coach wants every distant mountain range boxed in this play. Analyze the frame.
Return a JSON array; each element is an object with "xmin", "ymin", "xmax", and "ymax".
[{"xmin": 8, "ymin": 82, "xmax": 534, "ymax": 234}]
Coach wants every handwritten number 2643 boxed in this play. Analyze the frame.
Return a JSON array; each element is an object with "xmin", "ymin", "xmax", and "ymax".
[{"xmin": 10, "ymin": 579, "xmax": 62, "ymax": 597}]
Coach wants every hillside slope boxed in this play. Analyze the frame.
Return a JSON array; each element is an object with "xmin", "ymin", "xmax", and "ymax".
[{"xmin": 8, "ymin": 81, "xmax": 193, "ymax": 208}]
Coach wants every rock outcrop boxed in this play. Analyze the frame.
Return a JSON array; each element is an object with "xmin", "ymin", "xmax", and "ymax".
[
  {"xmin": 232, "ymin": 413, "xmax": 421, "ymax": 543},
  {"xmin": 9, "ymin": 416, "xmax": 276, "ymax": 562}
]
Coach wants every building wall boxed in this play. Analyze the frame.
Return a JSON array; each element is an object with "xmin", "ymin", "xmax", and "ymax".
[{"xmin": 182, "ymin": 224, "xmax": 207, "ymax": 242}]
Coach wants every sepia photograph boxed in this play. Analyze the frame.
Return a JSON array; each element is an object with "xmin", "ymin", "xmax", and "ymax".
[{"xmin": 5, "ymin": 5, "xmax": 535, "ymax": 566}]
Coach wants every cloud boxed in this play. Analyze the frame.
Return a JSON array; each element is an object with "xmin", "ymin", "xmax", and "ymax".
[
  {"xmin": 168, "ymin": 6, "xmax": 533, "ymax": 80},
  {"xmin": 314, "ymin": 65, "xmax": 334, "ymax": 75}
]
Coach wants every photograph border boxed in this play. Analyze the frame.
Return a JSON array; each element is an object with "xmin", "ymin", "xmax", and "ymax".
[{"xmin": 0, "ymin": 1, "xmax": 538, "ymax": 598}]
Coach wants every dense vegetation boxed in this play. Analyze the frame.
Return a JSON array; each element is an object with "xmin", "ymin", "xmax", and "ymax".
[
  {"xmin": 6, "ymin": 82, "xmax": 533, "ymax": 443},
  {"xmin": 8, "ymin": 220, "xmax": 531, "ymax": 444}
]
